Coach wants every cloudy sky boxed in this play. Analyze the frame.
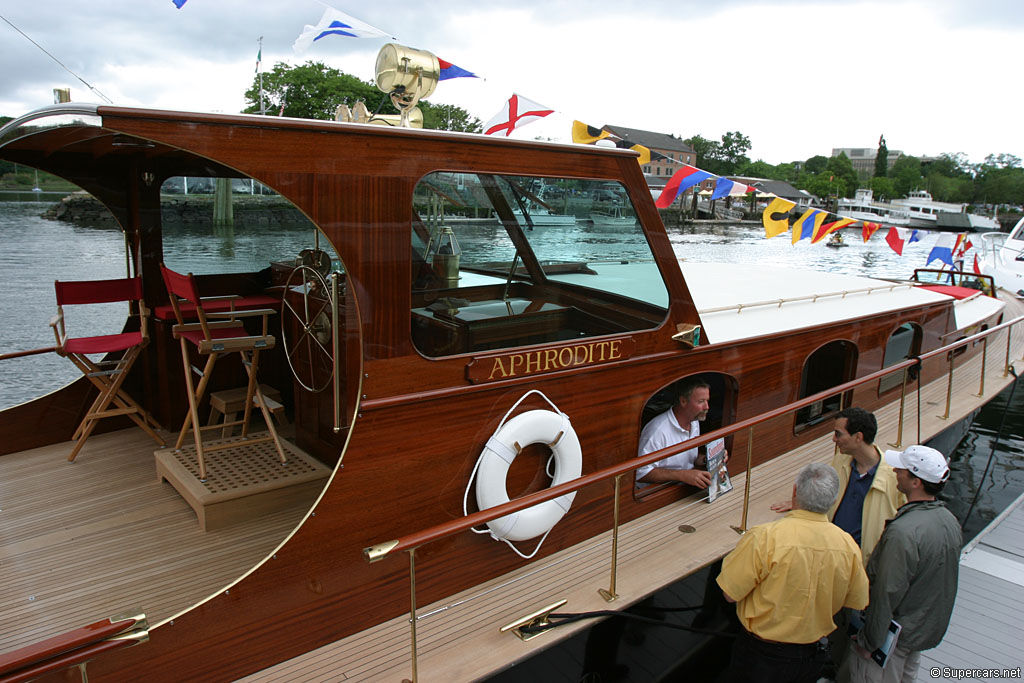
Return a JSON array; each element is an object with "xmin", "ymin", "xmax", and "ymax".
[{"xmin": 1, "ymin": 1, "xmax": 1021, "ymax": 165}]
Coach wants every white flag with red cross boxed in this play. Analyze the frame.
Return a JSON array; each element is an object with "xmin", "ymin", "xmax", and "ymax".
[{"xmin": 483, "ymin": 93, "xmax": 554, "ymax": 137}]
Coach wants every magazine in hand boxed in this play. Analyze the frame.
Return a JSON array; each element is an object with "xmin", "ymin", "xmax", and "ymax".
[
  {"xmin": 848, "ymin": 610, "xmax": 902, "ymax": 668},
  {"xmin": 706, "ymin": 438, "xmax": 732, "ymax": 503}
]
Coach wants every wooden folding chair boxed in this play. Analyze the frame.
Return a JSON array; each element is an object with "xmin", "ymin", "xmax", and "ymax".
[
  {"xmin": 50, "ymin": 277, "xmax": 164, "ymax": 461},
  {"xmin": 159, "ymin": 264, "xmax": 287, "ymax": 480}
]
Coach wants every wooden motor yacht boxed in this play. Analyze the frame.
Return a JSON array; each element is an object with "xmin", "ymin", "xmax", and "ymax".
[{"xmin": 0, "ymin": 45, "xmax": 1021, "ymax": 683}]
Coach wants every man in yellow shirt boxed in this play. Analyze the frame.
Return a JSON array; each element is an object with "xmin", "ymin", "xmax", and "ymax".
[{"xmin": 718, "ymin": 463, "xmax": 869, "ymax": 683}]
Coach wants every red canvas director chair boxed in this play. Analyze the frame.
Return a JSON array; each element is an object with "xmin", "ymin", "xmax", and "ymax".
[
  {"xmin": 159, "ymin": 264, "xmax": 287, "ymax": 480},
  {"xmin": 50, "ymin": 277, "xmax": 164, "ymax": 461}
]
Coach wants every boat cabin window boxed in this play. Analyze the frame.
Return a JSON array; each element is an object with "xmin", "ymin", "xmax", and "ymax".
[
  {"xmin": 410, "ymin": 172, "xmax": 668, "ymax": 357},
  {"xmin": 794, "ymin": 340, "xmax": 857, "ymax": 431},
  {"xmin": 634, "ymin": 373, "xmax": 736, "ymax": 498},
  {"xmin": 878, "ymin": 323, "xmax": 922, "ymax": 394},
  {"xmin": 160, "ymin": 176, "xmax": 340, "ymax": 278}
]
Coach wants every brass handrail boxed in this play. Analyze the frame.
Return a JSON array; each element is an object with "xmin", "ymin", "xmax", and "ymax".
[
  {"xmin": 0, "ymin": 612, "xmax": 148, "ymax": 683},
  {"xmin": 366, "ymin": 314, "xmax": 1024, "ymax": 562}
]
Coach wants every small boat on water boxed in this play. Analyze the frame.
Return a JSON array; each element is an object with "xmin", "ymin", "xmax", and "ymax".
[
  {"xmin": 590, "ymin": 205, "xmax": 637, "ymax": 227},
  {"xmin": 511, "ymin": 201, "xmax": 577, "ymax": 227},
  {"xmin": 0, "ymin": 44, "xmax": 1019, "ymax": 683},
  {"xmin": 826, "ymin": 231, "xmax": 848, "ymax": 247}
]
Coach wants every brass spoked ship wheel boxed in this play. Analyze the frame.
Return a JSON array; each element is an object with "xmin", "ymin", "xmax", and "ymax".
[{"xmin": 281, "ymin": 263, "xmax": 334, "ymax": 393}]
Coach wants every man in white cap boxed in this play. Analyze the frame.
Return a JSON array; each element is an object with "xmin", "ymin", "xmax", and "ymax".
[{"xmin": 844, "ymin": 445, "xmax": 961, "ymax": 683}]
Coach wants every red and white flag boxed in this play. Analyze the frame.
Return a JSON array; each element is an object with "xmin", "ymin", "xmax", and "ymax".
[
  {"xmin": 483, "ymin": 93, "xmax": 553, "ymax": 137},
  {"xmin": 885, "ymin": 227, "xmax": 907, "ymax": 255}
]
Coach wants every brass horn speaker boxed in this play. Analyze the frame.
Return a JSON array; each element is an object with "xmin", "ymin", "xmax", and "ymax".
[{"xmin": 375, "ymin": 43, "xmax": 439, "ymax": 126}]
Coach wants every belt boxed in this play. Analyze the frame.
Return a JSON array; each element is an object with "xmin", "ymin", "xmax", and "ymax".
[{"xmin": 741, "ymin": 629, "xmax": 827, "ymax": 654}]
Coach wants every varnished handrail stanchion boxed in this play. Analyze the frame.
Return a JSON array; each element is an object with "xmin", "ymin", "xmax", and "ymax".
[
  {"xmin": 731, "ymin": 427, "xmax": 754, "ymax": 535},
  {"xmin": 408, "ymin": 548, "xmax": 419, "ymax": 683},
  {"xmin": 889, "ymin": 368, "xmax": 909, "ymax": 449},
  {"xmin": 977, "ymin": 337, "xmax": 988, "ymax": 397},
  {"xmin": 941, "ymin": 350, "xmax": 956, "ymax": 420},
  {"xmin": 598, "ymin": 475, "xmax": 622, "ymax": 602}
]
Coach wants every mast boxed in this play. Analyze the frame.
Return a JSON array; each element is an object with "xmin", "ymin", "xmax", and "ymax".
[{"xmin": 258, "ymin": 36, "xmax": 265, "ymax": 115}]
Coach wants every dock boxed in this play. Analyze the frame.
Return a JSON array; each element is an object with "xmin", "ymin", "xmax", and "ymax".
[{"xmin": 920, "ymin": 490, "xmax": 1024, "ymax": 681}]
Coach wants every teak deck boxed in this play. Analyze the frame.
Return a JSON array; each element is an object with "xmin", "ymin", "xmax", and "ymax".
[
  {"xmin": 2, "ymin": 295, "xmax": 1019, "ymax": 680},
  {"xmin": 0, "ymin": 430, "xmax": 314, "ymax": 655}
]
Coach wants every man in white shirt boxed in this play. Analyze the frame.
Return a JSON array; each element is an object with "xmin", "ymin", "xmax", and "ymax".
[{"xmin": 636, "ymin": 378, "xmax": 715, "ymax": 488}]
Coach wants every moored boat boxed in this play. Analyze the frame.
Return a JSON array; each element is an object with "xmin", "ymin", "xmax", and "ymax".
[
  {"xmin": 0, "ymin": 84, "xmax": 1020, "ymax": 681},
  {"xmin": 893, "ymin": 189, "xmax": 1000, "ymax": 231},
  {"xmin": 589, "ymin": 205, "xmax": 637, "ymax": 227},
  {"xmin": 837, "ymin": 188, "xmax": 912, "ymax": 226},
  {"xmin": 977, "ymin": 216, "xmax": 1024, "ymax": 295}
]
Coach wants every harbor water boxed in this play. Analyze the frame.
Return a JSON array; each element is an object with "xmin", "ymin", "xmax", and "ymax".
[{"xmin": 0, "ymin": 195, "xmax": 1021, "ymax": 539}]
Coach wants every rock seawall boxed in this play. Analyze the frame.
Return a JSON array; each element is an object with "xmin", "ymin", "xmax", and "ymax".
[{"xmin": 43, "ymin": 193, "xmax": 308, "ymax": 230}]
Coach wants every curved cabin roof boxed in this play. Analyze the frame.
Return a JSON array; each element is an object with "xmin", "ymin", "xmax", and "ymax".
[{"xmin": 0, "ymin": 104, "xmax": 988, "ymax": 351}]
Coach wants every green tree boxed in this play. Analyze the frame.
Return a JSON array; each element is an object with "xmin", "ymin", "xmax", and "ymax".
[
  {"xmin": 775, "ymin": 162, "xmax": 800, "ymax": 184},
  {"xmin": 983, "ymin": 153, "xmax": 1022, "ymax": 169},
  {"xmin": 719, "ymin": 131, "xmax": 752, "ymax": 171},
  {"xmin": 736, "ymin": 159, "xmax": 778, "ymax": 179},
  {"xmin": 245, "ymin": 61, "xmax": 381, "ymax": 120},
  {"xmin": 243, "ymin": 61, "xmax": 480, "ymax": 131},
  {"xmin": 874, "ymin": 135, "xmax": 888, "ymax": 178},
  {"xmin": 419, "ymin": 102, "xmax": 481, "ymax": 133},
  {"xmin": 684, "ymin": 131, "xmax": 752, "ymax": 175},
  {"xmin": 684, "ymin": 134, "xmax": 724, "ymax": 174},
  {"xmin": 798, "ymin": 173, "xmax": 847, "ymax": 200},
  {"xmin": 869, "ymin": 176, "xmax": 896, "ymax": 201},
  {"xmin": 890, "ymin": 156, "xmax": 923, "ymax": 197},
  {"xmin": 929, "ymin": 152, "xmax": 973, "ymax": 178},
  {"xmin": 826, "ymin": 153, "xmax": 858, "ymax": 198},
  {"xmin": 804, "ymin": 155, "xmax": 828, "ymax": 175},
  {"xmin": 975, "ymin": 162, "xmax": 1024, "ymax": 205}
]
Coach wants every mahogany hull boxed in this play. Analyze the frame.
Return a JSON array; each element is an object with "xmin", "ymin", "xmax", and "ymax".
[{"xmin": 0, "ymin": 106, "xmax": 1001, "ymax": 681}]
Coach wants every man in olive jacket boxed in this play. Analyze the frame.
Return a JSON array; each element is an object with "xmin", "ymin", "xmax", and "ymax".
[{"xmin": 844, "ymin": 445, "xmax": 961, "ymax": 683}]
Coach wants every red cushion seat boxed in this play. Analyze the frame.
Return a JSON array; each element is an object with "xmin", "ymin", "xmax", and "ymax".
[
  {"xmin": 153, "ymin": 294, "xmax": 280, "ymax": 321},
  {"xmin": 919, "ymin": 284, "xmax": 982, "ymax": 300}
]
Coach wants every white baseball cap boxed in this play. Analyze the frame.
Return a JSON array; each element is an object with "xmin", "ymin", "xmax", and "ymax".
[{"xmin": 884, "ymin": 445, "xmax": 950, "ymax": 484}]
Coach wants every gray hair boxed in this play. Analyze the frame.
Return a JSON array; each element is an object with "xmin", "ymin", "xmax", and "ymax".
[{"xmin": 795, "ymin": 463, "xmax": 840, "ymax": 513}]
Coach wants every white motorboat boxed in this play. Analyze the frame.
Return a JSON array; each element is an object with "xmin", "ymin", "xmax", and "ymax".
[
  {"xmin": 836, "ymin": 189, "xmax": 911, "ymax": 226},
  {"xmin": 892, "ymin": 189, "xmax": 1000, "ymax": 232},
  {"xmin": 512, "ymin": 201, "xmax": 576, "ymax": 227},
  {"xmin": 590, "ymin": 206, "xmax": 637, "ymax": 227},
  {"xmin": 977, "ymin": 216, "xmax": 1024, "ymax": 295}
]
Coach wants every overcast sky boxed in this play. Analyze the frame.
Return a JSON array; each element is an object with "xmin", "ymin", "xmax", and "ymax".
[{"xmin": 1, "ymin": 1, "xmax": 1021, "ymax": 166}]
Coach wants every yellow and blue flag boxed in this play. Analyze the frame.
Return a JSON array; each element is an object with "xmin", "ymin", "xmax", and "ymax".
[{"xmin": 792, "ymin": 208, "xmax": 826, "ymax": 244}]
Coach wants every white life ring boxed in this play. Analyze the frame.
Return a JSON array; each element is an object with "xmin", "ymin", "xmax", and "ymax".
[{"xmin": 475, "ymin": 409, "xmax": 582, "ymax": 542}]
